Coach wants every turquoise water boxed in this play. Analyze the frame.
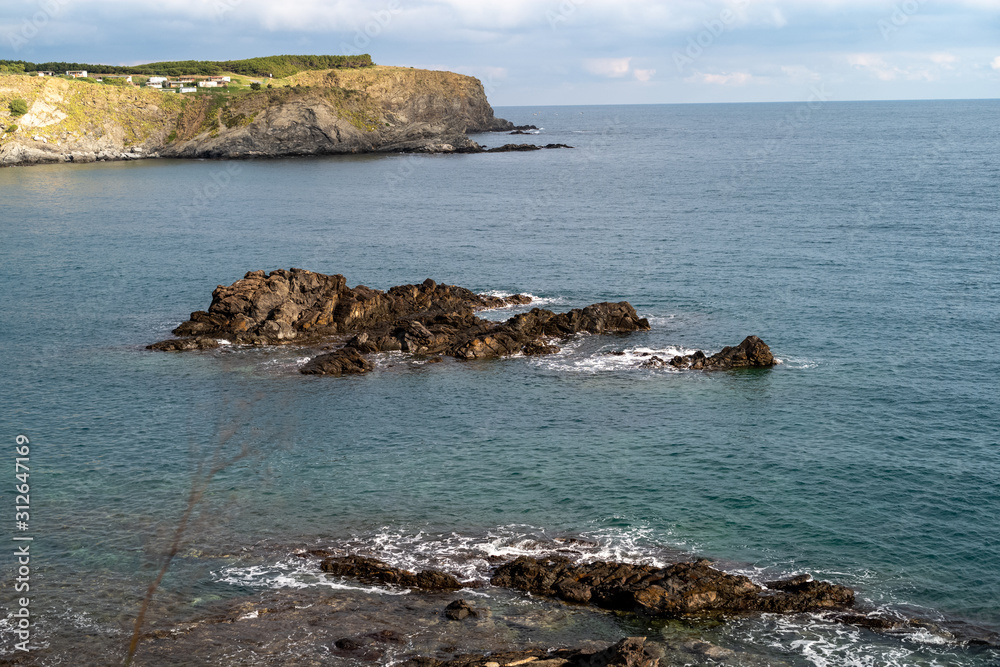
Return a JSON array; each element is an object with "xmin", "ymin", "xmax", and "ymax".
[{"xmin": 1, "ymin": 101, "xmax": 998, "ymax": 665}]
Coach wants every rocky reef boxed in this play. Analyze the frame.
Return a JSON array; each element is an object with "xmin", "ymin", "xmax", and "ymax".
[
  {"xmin": 490, "ymin": 556, "xmax": 853, "ymax": 615},
  {"xmin": 148, "ymin": 269, "xmax": 660, "ymax": 375},
  {"xmin": 148, "ymin": 269, "xmax": 781, "ymax": 376},
  {"xmin": 642, "ymin": 336, "xmax": 776, "ymax": 371},
  {"xmin": 317, "ymin": 554, "xmax": 853, "ymax": 618}
]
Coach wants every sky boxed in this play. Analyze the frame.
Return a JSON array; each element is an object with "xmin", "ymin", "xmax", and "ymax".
[{"xmin": 1, "ymin": 0, "xmax": 998, "ymax": 105}]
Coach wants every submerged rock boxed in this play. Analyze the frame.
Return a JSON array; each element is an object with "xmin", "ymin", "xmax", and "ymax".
[
  {"xmin": 668, "ymin": 336, "xmax": 776, "ymax": 370},
  {"xmin": 400, "ymin": 637, "xmax": 660, "ymax": 667},
  {"xmin": 491, "ymin": 556, "xmax": 853, "ymax": 616},
  {"xmin": 320, "ymin": 555, "xmax": 463, "ymax": 591}
]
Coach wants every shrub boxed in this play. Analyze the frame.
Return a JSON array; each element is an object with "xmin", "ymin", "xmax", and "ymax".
[
  {"xmin": 102, "ymin": 77, "xmax": 130, "ymax": 86},
  {"xmin": 7, "ymin": 124, "xmax": 17, "ymax": 133},
  {"xmin": 9, "ymin": 99, "xmax": 28, "ymax": 116},
  {"xmin": 249, "ymin": 82, "xmax": 261, "ymax": 91}
]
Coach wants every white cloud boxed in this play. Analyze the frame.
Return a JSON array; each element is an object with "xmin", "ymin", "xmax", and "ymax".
[
  {"xmin": 584, "ymin": 57, "xmax": 632, "ymax": 78},
  {"xmin": 633, "ymin": 68, "xmax": 656, "ymax": 82},
  {"xmin": 848, "ymin": 54, "xmax": 901, "ymax": 81},
  {"xmin": 992, "ymin": 56, "xmax": 1000, "ymax": 70},
  {"xmin": 685, "ymin": 71, "xmax": 753, "ymax": 85},
  {"xmin": 929, "ymin": 53, "xmax": 959, "ymax": 66}
]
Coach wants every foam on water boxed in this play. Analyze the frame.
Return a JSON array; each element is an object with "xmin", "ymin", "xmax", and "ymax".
[
  {"xmin": 530, "ymin": 342, "xmax": 700, "ymax": 374},
  {"xmin": 728, "ymin": 614, "xmax": 969, "ymax": 667},
  {"xmin": 478, "ymin": 290, "xmax": 566, "ymax": 309}
]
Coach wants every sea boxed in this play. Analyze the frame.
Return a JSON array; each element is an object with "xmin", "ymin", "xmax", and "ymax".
[{"xmin": 1, "ymin": 100, "xmax": 998, "ymax": 666}]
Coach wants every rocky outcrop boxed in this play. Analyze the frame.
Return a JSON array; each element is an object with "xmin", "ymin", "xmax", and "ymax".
[
  {"xmin": 149, "ymin": 269, "xmax": 531, "ymax": 347},
  {"xmin": 148, "ymin": 269, "xmax": 652, "ymax": 374},
  {"xmin": 401, "ymin": 637, "xmax": 660, "ymax": 667},
  {"xmin": 666, "ymin": 335, "xmax": 776, "ymax": 370},
  {"xmin": 320, "ymin": 555, "xmax": 463, "ymax": 590},
  {"xmin": 491, "ymin": 556, "xmax": 853, "ymax": 616}
]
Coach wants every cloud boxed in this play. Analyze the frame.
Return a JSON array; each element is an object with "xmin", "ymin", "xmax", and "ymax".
[
  {"xmin": 992, "ymin": 56, "xmax": 1000, "ymax": 70},
  {"xmin": 929, "ymin": 53, "xmax": 958, "ymax": 67},
  {"xmin": 848, "ymin": 54, "xmax": 901, "ymax": 81},
  {"xmin": 633, "ymin": 68, "xmax": 656, "ymax": 82},
  {"xmin": 685, "ymin": 71, "xmax": 753, "ymax": 85},
  {"xmin": 584, "ymin": 57, "xmax": 632, "ymax": 78}
]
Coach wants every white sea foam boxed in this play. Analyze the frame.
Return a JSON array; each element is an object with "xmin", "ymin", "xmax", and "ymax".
[
  {"xmin": 212, "ymin": 559, "xmax": 411, "ymax": 595},
  {"xmin": 529, "ymin": 344, "xmax": 699, "ymax": 374},
  {"xmin": 728, "ymin": 613, "xmax": 962, "ymax": 667},
  {"xmin": 478, "ymin": 290, "xmax": 566, "ymax": 309}
]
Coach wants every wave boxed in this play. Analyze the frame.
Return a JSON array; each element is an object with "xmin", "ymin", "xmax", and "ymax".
[{"xmin": 529, "ymin": 342, "xmax": 700, "ymax": 374}]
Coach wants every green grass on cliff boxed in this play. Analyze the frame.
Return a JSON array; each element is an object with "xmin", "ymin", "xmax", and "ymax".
[{"xmin": 0, "ymin": 55, "xmax": 374, "ymax": 78}]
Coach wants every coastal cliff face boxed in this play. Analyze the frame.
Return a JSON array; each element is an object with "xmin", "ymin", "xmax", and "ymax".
[{"xmin": 0, "ymin": 66, "xmax": 510, "ymax": 167}]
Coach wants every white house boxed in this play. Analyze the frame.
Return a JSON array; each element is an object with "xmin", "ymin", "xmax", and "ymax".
[
  {"xmin": 147, "ymin": 77, "xmax": 167, "ymax": 84},
  {"xmin": 206, "ymin": 76, "xmax": 231, "ymax": 83},
  {"xmin": 197, "ymin": 80, "xmax": 219, "ymax": 88},
  {"xmin": 179, "ymin": 87, "xmax": 197, "ymax": 94},
  {"xmin": 66, "ymin": 70, "xmax": 88, "ymax": 78},
  {"xmin": 36, "ymin": 71, "xmax": 55, "ymax": 77}
]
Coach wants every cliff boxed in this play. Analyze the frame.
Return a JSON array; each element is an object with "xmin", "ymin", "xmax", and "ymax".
[{"xmin": 0, "ymin": 66, "xmax": 512, "ymax": 167}]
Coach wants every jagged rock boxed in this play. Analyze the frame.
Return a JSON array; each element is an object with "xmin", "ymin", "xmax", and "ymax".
[
  {"xmin": 669, "ymin": 336, "xmax": 776, "ymax": 370},
  {"xmin": 300, "ymin": 348, "xmax": 374, "ymax": 376},
  {"xmin": 320, "ymin": 555, "xmax": 463, "ymax": 591},
  {"xmin": 149, "ymin": 270, "xmax": 653, "ymax": 375},
  {"xmin": 491, "ymin": 557, "xmax": 853, "ymax": 616},
  {"xmin": 150, "ymin": 270, "xmax": 531, "ymax": 347}
]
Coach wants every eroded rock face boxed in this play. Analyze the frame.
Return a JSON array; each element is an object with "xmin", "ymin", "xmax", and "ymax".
[
  {"xmin": 668, "ymin": 335, "xmax": 776, "ymax": 370},
  {"xmin": 320, "ymin": 555, "xmax": 463, "ymax": 591},
  {"xmin": 491, "ymin": 556, "xmax": 853, "ymax": 616}
]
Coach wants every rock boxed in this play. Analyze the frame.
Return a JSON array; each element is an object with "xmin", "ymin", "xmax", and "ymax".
[
  {"xmin": 491, "ymin": 556, "xmax": 853, "ymax": 616},
  {"xmin": 146, "ymin": 336, "xmax": 220, "ymax": 351},
  {"xmin": 300, "ymin": 347, "xmax": 374, "ymax": 376},
  {"xmin": 484, "ymin": 143, "xmax": 572, "ymax": 153},
  {"xmin": 444, "ymin": 599, "xmax": 488, "ymax": 620},
  {"xmin": 149, "ymin": 270, "xmax": 652, "ymax": 374},
  {"xmin": 668, "ymin": 336, "xmax": 776, "ymax": 370},
  {"xmin": 320, "ymin": 555, "xmax": 463, "ymax": 591},
  {"xmin": 681, "ymin": 640, "xmax": 735, "ymax": 659}
]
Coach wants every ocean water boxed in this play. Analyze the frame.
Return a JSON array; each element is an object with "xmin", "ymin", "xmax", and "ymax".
[{"xmin": 1, "ymin": 100, "xmax": 998, "ymax": 665}]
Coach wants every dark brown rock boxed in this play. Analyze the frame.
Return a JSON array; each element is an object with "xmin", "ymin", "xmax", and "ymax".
[
  {"xmin": 300, "ymin": 347, "xmax": 374, "ymax": 376},
  {"xmin": 320, "ymin": 555, "xmax": 462, "ymax": 591},
  {"xmin": 149, "ymin": 271, "xmax": 659, "ymax": 376},
  {"xmin": 146, "ymin": 336, "xmax": 220, "ymax": 351},
  {"xmin": 669, "ymin": 336, "xmax": 776, "ymax": 370},
  {"xmin": 151, "ymin": 269, "xmax": 533, "ymax": 349},
  {"xmin": 444, "ymin": 599, "xmax": 488, "ymax": 621},
  {"xmin": 491, "ymin": 556, "xmax": 853, "ymax": 617}
]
